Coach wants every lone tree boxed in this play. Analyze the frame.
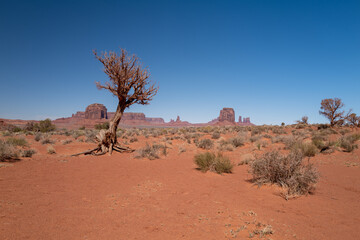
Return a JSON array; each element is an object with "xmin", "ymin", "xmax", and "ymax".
[
  {"xmin": 74, "ymin": 48, "xmax": 158, "ymax": 156},
  {"xmin": 347, "ymin": 113, "xmax": 360, "ymax": 127},
  {"xmin": 319, "ymin": 98, "xmax": 349, "ymax": 127}
]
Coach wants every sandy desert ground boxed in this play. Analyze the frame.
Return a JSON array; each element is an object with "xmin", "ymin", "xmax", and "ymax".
[{"xmin": 1, "ymin": 125, "xmax": 360, "ymax": 239}]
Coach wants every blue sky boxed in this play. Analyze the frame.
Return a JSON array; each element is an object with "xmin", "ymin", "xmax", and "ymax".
[{"xmin": 0, "ymin": 0, "xmax": 359, "ymax": 125}]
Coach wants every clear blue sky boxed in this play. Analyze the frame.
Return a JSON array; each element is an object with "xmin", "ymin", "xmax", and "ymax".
[{"xmin": 1, "ymin": 0, "xmax": 359, "ymax": 125}]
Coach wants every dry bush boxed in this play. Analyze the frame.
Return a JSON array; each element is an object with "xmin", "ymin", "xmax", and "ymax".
[
  {"xmin": 0, "ymin": 140, "xmax": 19, "ymax": 161},
  {"xmin": 194, "ymin": 152, "xmax": 233, "ymax": 174},
  {"xmin": 249, "ymin": 150, "xmax": 319, "ymax": 198},
  {"xmin": 20, "ymin": 149, "xmax": 36, "ymax": 157},
  {"xmin": 136, "ymin": 143, "xmax": 164, "ymax": 160},
  {"xmin": 338, "ymin": 134, "xmax": 360, "ymax": 152},
  {"xmin": 196, "ymin": 138, "xmax": 214, "ymax": 149},
  {"xmin": 229, "ymin": 136, "xmax": 245, "ymax": 148},
  {"xmin": 211, "ymin": 132, "xmax": 221, "ymax": 139},
  {"xmin": 34, "ymin": 133, "xmax": 42, "ymax": 141},
  {"xmin": 62, "ymin": 139, "xmax": 73, "ymax": 145},
  {"xmin": 47, "ymin": 145, "xmax": 56, "ymax": 154},
  {"xmin": 217, "ymin": 139, "xmax": 234, "ymax": 152},
  {"xmin": 41, "ymin": 136, "xmax": 55, "ymax": 145},
  {"xmin": 6, "ymin": 137, "xmax": 28, "ymax": 147}
]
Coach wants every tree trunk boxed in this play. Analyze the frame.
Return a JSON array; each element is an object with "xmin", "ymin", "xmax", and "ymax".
[
  {"xmin": 72, "ymin": 104, "xmax": 134, "ymax": 157},
  {"xmin": 106, "ymin": 104, "xmax": 123, "ymax": 155}
]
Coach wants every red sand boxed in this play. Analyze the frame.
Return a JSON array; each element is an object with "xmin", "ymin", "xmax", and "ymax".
[{"xmin": 1, "ymin": 133, "xmax": 360, "ymax": 239}]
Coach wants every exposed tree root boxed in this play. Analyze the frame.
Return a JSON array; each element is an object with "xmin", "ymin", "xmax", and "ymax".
[{"xmin": 71, "ymin": 130, "xmax": 134, "ymax": 157}]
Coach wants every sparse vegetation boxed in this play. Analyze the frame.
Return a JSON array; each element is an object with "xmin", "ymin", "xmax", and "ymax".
[
  {"xmin": 196, "ymin": 138, "xmax": 214, "ymax": 149},
  {"xmin": 47, "ymin": 145, "xmax": 56, "ymax": 154},
  {"xmin": 21, "ymin": 149, "xmax": 36, "ymax": 157},
  {"xmin": 135, "ymin": 143, "xmax": 164, "ymax": 160},
  {"xmin": 194, "ymin": 152, "xmax": 233, "ymax": 174},
  {"xmin": 6, "ymin": 137, "xmax": 28, "ymax": 147},
  {"xmin": 0, "ymin": 140, "xmax": 19, "ymax": 161},
  {"xmin": 338, "ymin": 134, "xmax": 360, "ymax": 152},
  {"xmin": 249, "ymin": 150, "xmax": 319, "ymax": 198},
  {"xmin": 94, "ymin": 122, "xmax": 109, "ymax": 130}
]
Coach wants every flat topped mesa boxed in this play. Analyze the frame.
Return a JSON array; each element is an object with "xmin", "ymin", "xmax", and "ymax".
[
  {"xmin": 85, "ymin": 103, "xmax": 108, "ymax": 119},
  {"xmin": 219, "ymin": 108, "xmax": 235, "ymax": 122}
]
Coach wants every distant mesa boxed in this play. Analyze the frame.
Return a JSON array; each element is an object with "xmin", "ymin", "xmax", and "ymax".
[
  {"xmin": 211, "ymin": 107, "xmax": 252, "ymax": 126},
  {"xmin": 53, "ymin": 104, "xmax": 253, "ymax": 128},
  {"xmin": 219, "ymin": 108, "xmax": 235, "ymax": 122}
]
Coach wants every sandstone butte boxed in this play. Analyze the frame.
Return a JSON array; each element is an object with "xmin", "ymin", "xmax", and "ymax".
[{"xmin": 0, "ymin": 105, "xmax": 253, "ymax": 129}]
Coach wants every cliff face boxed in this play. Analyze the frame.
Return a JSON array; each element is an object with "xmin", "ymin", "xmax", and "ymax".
[
  {"xmin": 219, "ymin": 108, "xmax": 235, "ymax": 122},
  {"xmin": 85, "ymin": 104, "xmax": 107, "ymax": 119}
]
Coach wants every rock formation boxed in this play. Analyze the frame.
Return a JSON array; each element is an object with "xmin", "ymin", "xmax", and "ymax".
[
  {"xmin": 219, "ymin": 108, "xmax": 235, "ymax": 122},
  {"xmin": 238, "ymin": 116, "xmax": 242, "ymax": 123},
  {"xmin": 85, "ymin": 104, "xmax": 107, "ymax": 119}
]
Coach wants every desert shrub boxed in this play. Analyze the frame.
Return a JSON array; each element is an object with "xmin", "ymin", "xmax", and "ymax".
[
  {"xmin": 0, "ymin": 140, "xmax": 19, "ymax": 161},
  {"xmin": 94, "ymin": 122, "xmax": 109, "ymax": 130},
  {"xmin": 85, "ymin": 130, "xmax": 97, "ymax": 143},
  {"xmin": 196, "ymin": 139, "xmax": 214, "ymax": 149},
  {"xmin": 136, "ymin": 143, "xmax": 164, "ymax": 160},
  {"xmin": 20, "ymin": 149, "xmax": 36, "ymax": 157},
  {"xmin": 229, "ymin": 136, "xmax": 245, "ymax": 148},
  {"xmin": 36, "ymin": 119, "xmax": 56, "ymax": 132},
  {"xmin": 47, "ymin": 145, "xmax": 56, "ymax": 154},
  {"xmin": 250, "ymin": 135, "xmax": 261, "ymax": 143},
  {"xmin": 249, "ymin": 150, "xmax": 319, "ymax": 197},
  {"xmin": 62, "ymin": 139, "xmax": 73, "ymax": 145},
  {"xmin": 217, "ymin": 141, "xmax": 234, "ymax": 152},
  {"xmin": 79, "ymin": 126, "xmax": 86, "ymax": 130},
  {"xmin": 41, "ymin": 136, "xmax": 55, "ymax": 145},
  {"xmin": 178, "ymin": 145, "xmax": 186, "ymax": 154},
  {"xmin": 338, "ymin": 134, "xmax": 360, "ymax": 152},
  {"xmin": 211, "ymin": 132, "xmax": 221, "ymax": 139},
  {"xmin": 298, "ymin": 142, "xmax": 317, "ymax": 157},
  {"xmin": 6, "ymin": 137, "xmax": 28, "ymax": 147},
  {"xmin": 72, "ymin": 130, "xmax": 84, "ymax": 139},
  {"xmin": 34, "ymin": 133, "xmax": 42, "ymax": 141},
  {"xmin": 130, "ymin": 137, "xmax": 138, "ymax": 143},
  {"xmin": 194, "ymin": 152, "xmax": 233, "ymax": 174}
]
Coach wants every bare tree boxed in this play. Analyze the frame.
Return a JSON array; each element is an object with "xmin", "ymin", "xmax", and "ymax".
[
  {"xmin": 347, "ymin": 113, "xmax": 360, "ymax": 127},
  {"xmin": 319, "ymin": 98, "xmax": 350, "ymax": 127},
  {"xmin": 73, "ymin": 49, "xmax": 158, "ymax": 156},
  {"xmin": 296, "ymin": 116, "xmax": 309, "ymax": 125}
]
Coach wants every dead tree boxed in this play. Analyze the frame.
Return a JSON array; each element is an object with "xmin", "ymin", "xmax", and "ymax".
[
  {"xmin": 319, "ymin": 98, "xmax": 350, "ymax": 127},
  {"xmin": 73, "ymin": 49, "xmax": 158, "ymax": 156}
]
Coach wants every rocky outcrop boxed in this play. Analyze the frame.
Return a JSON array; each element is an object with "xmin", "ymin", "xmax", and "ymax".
[
  {"xmin": 72, "ymin": 111, "xmax": 85, "ymax": 118},
  {"xmin": 219, "ymin": 108, "xmax": 235, "ymax": 122},
  {"xmin": 146, "ymin": 118, "xmax": 165, "ymax": 124},
  {"xmin": 121, "ymin": 113, "xmax": 146, "ymax": 121},
  {"xmin": 243, "ymin": 117, "xmax": 250, "ymax": 123},
  {"xmin": 85, "ymin": 104, "xmax": 107, "ymax": 119},
  {"xmin": 238, "ymin": 116, "xmax": 242, "ymax": 123}
]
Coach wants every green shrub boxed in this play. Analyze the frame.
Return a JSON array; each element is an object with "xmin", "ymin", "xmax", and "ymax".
[
  {"xmin": 0, "ymin": 140, "xmax": 19, "ymax": 161},
  {"xmin": 196, "ymin": 139, "xmax": 214, "ymax": 149},
  {"xmin": 6, "ymin": 137, "xmax": 28, "ymax": 147},
  {"xmin": 95, "ymin": 122, "xmax": 109, "ymax": 130},
  {"xmin": 33, "ymin": 119, "xmax": 56, "ymax": 132},
  {"xmin": 62, "ymin": 139, "xmax": 73, "ymax": 145},
  {"xmin": 194, "ymin": 152, "xmax": 233, "ymax": 174},
  {"xmin": 249, "ymin": 150, "xmax": 319, "ymax": 198}
]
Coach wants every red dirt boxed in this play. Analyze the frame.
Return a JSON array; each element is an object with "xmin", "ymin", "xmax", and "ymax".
[{"xmin": 1, "ymin": 132, "xmax": 360, "ymax": 239}]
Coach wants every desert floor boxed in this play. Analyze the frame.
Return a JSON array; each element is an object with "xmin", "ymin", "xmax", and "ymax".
[{"xmin": 1, "ymin": 126, "xmax": 360, "ymax": 239}]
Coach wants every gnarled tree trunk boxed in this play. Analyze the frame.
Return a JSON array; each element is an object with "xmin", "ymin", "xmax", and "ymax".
[{"xmin": 72, "ymin": 104, "xmax": 133, "ymax": 157}]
